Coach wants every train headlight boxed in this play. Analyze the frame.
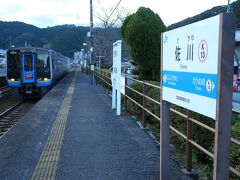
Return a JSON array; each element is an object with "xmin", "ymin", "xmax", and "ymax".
[
  {"xmin": 10, "ymin": 78, "xmax": 15, "ymax": 82},
  {"xmin": 44, "ymin": 78, "xmax": 49, "ymax": 81}
]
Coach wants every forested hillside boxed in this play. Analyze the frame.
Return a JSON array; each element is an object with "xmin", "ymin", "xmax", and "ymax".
[
  {"xmin": 0, "ymin": 21, "xmax": 89, "ymax": 57},
  {"xmin": 0, "ymin": 21, "xmax": 126, "ymax": 65}
]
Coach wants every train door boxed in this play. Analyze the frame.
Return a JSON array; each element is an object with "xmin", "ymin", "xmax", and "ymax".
[{"xmin": 22, "ymin": 54, "xmax": 35, "ymax": 83}]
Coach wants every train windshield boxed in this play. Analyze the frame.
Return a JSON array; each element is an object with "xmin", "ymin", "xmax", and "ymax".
[
  {"xmin": 7, "ymin": 50, "xmax": 21, "ymax": 80},
  {"xmin": 37, "ymin": 50, "xmax": 50, "ymax": 79},
  {"xmin": 24, "ymin": 54, "xmax": 33, "ymax": 71}
]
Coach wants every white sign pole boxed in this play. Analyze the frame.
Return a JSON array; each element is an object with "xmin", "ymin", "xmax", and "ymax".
[
  {"xmin": 112, "ymin": 40, "xmax": 122, "ymax": 115},
  {"xmin": 116, "ymin": 79, "xmax": 121, "ymax": 115},
  {"xmin": 112, "ymin": 78, "xmax": 116, "ymax": 109}
]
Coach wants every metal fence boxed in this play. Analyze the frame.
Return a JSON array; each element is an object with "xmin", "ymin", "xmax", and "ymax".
[{"xmin": 94, "ymin": 68, "xmax": 240, "ymax": 178}]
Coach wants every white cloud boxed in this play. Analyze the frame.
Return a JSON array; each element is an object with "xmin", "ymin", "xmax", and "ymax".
[{"xmin": 0, "ymin": 0, "xmax": 235, "ymax": 28}]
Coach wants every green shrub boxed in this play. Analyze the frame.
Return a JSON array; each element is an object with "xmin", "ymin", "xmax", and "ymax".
[
  {"xmin": 231, "ymin": 122, "xmax": 240, "ymax": 174},
  {"xmin": 232, "ymin": 112, "xmax": 240, "ymax": 122}
]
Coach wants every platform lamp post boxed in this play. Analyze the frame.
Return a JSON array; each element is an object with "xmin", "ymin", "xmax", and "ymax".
[
  {"xmin": 89, "ymin": 0, "xmax": 94, "ymax": 65},
  {"xmin": 227, "ymin": 0, "xmax": 231, "ymax": 13},
  {"xmin": 87, "ymin": 32, "xmax": 92, "ymax": 64},
  {"xmin": 82, "ymin": 43, "xmax": 87, "ymax": 71},
  {"xmin": 83, "ymin": 42, "xmax": 87, "ymax": 59}
]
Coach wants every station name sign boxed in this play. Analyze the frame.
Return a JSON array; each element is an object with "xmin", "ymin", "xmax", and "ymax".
[{"xmin": 162, "ymin": 15, "xmax": 221, "ymax": 119}]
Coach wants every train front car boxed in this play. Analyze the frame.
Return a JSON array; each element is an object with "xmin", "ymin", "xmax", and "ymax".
[{"xmin": 7, "ymin": 47, "xmax": 52, "ymax": 96}]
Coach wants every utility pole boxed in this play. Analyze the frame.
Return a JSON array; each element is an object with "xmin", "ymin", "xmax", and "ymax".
[{"xmin": 90, "ymin": 0, "xmax": 94, "ymax": 64}]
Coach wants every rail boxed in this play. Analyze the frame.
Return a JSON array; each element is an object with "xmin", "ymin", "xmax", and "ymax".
[
  {"xmin": 94, "ymin": 68, "xmax": 240, "ymax": 178},
  {"xmin": 0, "ymin": 86, "xmax": 11, "ymax": 96},
  {"xmin": 0, "ymin": 99, "xmax": 31, "ymax": 139},
  {"xmin": 0, "ymin": 100, "xmax": 24, "ymax": 118}
]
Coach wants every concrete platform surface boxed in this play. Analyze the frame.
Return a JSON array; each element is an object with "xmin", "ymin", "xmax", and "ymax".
[{"xmin": 0, "ymin": 70, "xmax": 192, "ymax": 180}]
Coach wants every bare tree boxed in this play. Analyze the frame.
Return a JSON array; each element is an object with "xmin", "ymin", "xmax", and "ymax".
[
  {"xmin": 94, "ymin": 7, "xmax": 129, "ymax": 28},
  {"xmin": 93, "ymin": 27, "xmax": 130, "ymax": 67},
  {"xmin": 91, "ymin": 1, "xmax": 130, "ymax": 66}
]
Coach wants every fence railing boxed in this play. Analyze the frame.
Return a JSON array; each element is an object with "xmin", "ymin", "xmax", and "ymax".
[{"xmin": 94, "ymin": 68, "xmax": 240, "ymax": 178}]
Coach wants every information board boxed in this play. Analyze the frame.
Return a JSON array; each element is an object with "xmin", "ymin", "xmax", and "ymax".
[{"xmin": 162, "ymin": 15, "xmax": 220, "ymax": 119}]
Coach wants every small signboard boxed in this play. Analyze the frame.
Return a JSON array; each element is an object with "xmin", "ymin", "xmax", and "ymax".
[
  {"xmin": 112, "ymin": 40, "xmax": 122, "ymax": 115},
  {"xmin": 162, "ymin": 15, "xmax": 220, "ymax": 119}
]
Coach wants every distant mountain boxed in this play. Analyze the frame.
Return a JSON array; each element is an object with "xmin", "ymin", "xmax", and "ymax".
[
  {"xmin": 0, "ymin": 21, "xmax": 127, "ymax": 65},
  {"xmin": 168, "ymin": 0, "xmax": 240, "ymax": 30},
  {"xmin": 0, "ymin": 21, "xmax": 89, "ymax": 57}
]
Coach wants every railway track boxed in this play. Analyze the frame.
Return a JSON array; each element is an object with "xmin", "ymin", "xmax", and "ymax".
[
  {"xmin": 0, "ymin": 99, "xmax": 36, "ymax": 138},
  {"xmin": 0, "ymin": 86, "xmax": 11, "ymax": 96}
]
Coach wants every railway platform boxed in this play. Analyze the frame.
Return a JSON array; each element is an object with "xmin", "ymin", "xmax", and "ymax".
[{"xmin": 0, "ymin": 70, "xmax": 192, "ymax": 180}]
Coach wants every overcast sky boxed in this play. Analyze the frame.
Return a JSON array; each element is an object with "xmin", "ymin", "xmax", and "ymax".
[{"xmin": 0, "ymin": 0, "xmax": 235, "ymax": 28}]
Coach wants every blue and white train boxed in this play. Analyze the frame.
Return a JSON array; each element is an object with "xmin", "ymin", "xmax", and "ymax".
[{"xmin": 6, "ymin": 47, "xmax": 70, "ymax": 95}]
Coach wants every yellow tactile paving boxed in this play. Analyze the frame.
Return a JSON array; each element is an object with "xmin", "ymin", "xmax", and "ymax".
[{"xmin": 31, "ymin": 73, "xmax": 76, "ymax": 180}]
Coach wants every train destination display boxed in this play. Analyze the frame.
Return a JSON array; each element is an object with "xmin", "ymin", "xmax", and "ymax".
[{"xmin": 162, "ymin": 15, "xmax": 220, "ymax": 119}]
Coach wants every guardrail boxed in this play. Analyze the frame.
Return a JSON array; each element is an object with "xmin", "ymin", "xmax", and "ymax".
[{"xmin": 94, "ymin": 68, "xmax": 240, "ymax": 178}]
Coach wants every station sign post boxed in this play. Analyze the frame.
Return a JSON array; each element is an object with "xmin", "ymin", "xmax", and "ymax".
[
  {"xmin": 112, "ymin": 40, "xmax": 122, "ymax": 115},
  {"xmin": 161, "ymin": 13, "xmax": 235, "ymax": 180}
]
